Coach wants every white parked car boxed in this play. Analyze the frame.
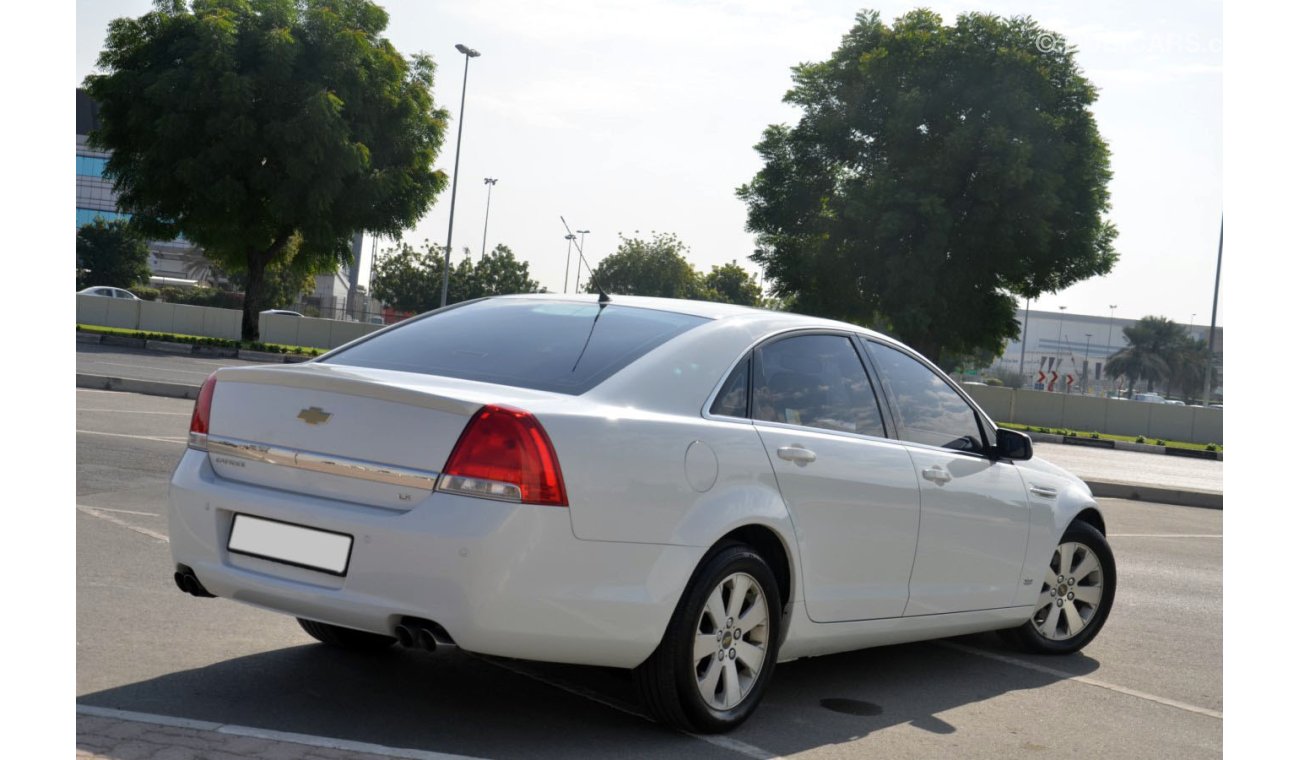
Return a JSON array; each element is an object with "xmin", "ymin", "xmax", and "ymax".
[
  {"xmin": 78, "ymin": 285, "xmax": 140, "ymax": 300},
  {"xmin": 169, "ymin": 295, "xmax": 1115, "ymax": 733}
]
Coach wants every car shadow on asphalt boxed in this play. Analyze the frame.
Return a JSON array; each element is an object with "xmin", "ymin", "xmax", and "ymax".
[{"xmin": 77, "ymin": 632, "xmax": 1099, "ymax": 759}]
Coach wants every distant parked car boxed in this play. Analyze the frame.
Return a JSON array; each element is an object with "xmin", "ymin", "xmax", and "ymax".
[
  {"xmin": 1132, "ymin": 393, "xmax": 1167, "ymax": 404},
  {"xmin": 1164, "ymin": 399, "xmax": 1185, "ymax": 406},
  {"xmin": 261, "ymin": 309, "xmax": 304, "ymax": 317},
  {"xmin": 78, "ymin": 286, "xmax": 140, "ymax": 300}
]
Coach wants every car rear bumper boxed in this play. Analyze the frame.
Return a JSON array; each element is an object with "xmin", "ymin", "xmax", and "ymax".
[{"xmin": 168, "ymin": 449, "xmax": 704, "ymax": 668}]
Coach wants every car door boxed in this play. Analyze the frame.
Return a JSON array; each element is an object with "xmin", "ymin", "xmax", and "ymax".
[
  {"xmin": 862, "ymin": 339, "xmax": 1032, "ymax": 616},
  {"xmin": 725, "ymin": 332, "xmax": 921, "ymax": 622}
]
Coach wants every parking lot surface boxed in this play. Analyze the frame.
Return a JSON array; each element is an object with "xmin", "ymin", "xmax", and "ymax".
[{"xmin": 77, "ymin": 389, "xmax": 1222, "ymax": 759}]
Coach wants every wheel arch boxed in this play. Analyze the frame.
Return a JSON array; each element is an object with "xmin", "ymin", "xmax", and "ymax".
[{"xmin": 1072, "ymin": 506, "xmax": 1107, "ymax": 536}]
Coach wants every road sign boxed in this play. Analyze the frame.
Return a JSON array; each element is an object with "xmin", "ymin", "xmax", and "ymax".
[
  {"xmin": 1047, "ymin": 371, "xmax": 1059, "ymax": 392},
  {"xmin": 1037, "ymin": 371, "xmax": 1046, "ymax": 383},
  {"xmin": 1066, "ymin": 374, "xmax": 1075, "ymax": 389}
]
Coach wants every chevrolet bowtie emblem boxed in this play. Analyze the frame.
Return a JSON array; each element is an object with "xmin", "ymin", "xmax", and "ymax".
[{"xmin": 297, "ymin": 407, "xmax": 332, "ymax": 425}]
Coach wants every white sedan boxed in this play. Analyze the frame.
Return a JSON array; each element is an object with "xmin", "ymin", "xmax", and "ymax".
[{"xmin": 169, "ymin": 295, "xmax": 1115, "ymax": 733}]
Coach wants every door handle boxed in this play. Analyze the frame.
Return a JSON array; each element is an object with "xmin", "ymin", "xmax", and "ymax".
[
  {"xmin": 921, "ymin": 465, "xmax": 952, "ymax": 485},
  {"xmin": 776, "ymin": 445, "xmax": 817, "ymax": 466}
]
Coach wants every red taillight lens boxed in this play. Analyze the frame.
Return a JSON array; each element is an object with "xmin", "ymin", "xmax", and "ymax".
[
  {"xmin": 188, "ymin": 373, "xmax": 218, "ymax": 449},
  {"xmin": 440, "ymin": 405, "xmax": 568, "ymax": 507}
]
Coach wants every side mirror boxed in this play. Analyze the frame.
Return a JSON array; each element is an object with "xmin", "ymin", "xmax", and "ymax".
[{"xmin": 996, "ymin": 428, "xmax": 1033, "ymax": 461}]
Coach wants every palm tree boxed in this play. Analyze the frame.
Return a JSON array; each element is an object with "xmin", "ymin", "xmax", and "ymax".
[
  {"xmin": 1171, "ymin": 338, "xmax": 1222, "ymax": 401},
  {"xmin": 1103, "ymin": 316, "xmax": 1190, "ymax": 398}
]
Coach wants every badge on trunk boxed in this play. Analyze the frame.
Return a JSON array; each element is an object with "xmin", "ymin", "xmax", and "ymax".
[{"xmin": 297, "ymin": 406, "xmax": 332, "ymax": 425}]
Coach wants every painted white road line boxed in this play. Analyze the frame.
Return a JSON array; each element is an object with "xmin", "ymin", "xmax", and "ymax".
[
  {"xmin": 1108, "ymin": 533, "xmax": 1222, "ymax": 538},
  {"xmin": 78, "ymin": 506, "xmax": 159, "ymax": 517},
  {"xmin": 937, "ymin": 641, "xmax": 1222, "ymax": 719},
  {"xmin": 474, "ymin": 656, "xmax": 783, "ymax": 760},
  {"xmin": 76, "ymin": 705, "xmax": 486, "ymax": 760},
  {"xmin": 79, "ymin": 408, "xmax": 191, "ymax": 415},
  {"xmin": 77, "ymin": 505, "xmax": 170, "ymax": 543},
  {"xmin": 77, "ymin": 429, "xmax": 187, "ymax": 444}
]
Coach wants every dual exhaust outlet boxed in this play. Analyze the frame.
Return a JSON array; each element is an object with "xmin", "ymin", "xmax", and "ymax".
[
  {"xmin": 173, "ymin": 565, "xmax": 215, "ymax": 598},
  {"xmin": 394, "ymin": 617, "xmax": 455, "ymax": 652}
]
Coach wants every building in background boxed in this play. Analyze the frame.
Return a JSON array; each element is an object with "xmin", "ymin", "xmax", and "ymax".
[
  {"xmin": 77, "ymin": 89, "xmax": 208, "ymax": 288},
  {"xmin": 991, "ymin": 306, "xmax": 1223, "ymax": 397}
]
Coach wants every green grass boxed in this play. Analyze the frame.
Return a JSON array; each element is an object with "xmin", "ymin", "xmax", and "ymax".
[
  {"xmin": 77, "ymin": 324, "xmax": 324, "ymax": 357},
  {"xmin": 997, "ymin": 421, "xmax": 1220, "ymax": 452}
]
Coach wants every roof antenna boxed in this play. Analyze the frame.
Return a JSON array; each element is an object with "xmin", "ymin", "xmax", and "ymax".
[{"xmin": 560, "ymin": 216, "xmax": 610, "ymax": 304}]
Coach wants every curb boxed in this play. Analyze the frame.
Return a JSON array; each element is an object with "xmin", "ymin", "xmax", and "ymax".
[
  {"xmin": 1025, "ymin": 431, "xmax": 1222, "ymax": 461},
  {"xmin": 1084, "ymin": 479, "xmax": 1222, "ymax": 510},
  {"xmin": 77, "ymin": 373, "xmax": 201, "ymax": 400}
]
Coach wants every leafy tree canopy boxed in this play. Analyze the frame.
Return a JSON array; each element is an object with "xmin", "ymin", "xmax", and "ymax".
[
  {"xmin": 84, "ymin": 0, "xmax": 449, "ymax": 339},
  {"xmin": 372, "ymin": 242, "xmax": 540, "ymax": 312},
  {"xmin": 702, "ymin": 262, "xmax": 763, "ymax": 307},
  {"xmin": 1104, "ymin": 316, "xmax": 1218, "ymax": 399},
  {"xmin": 77, "ymin": 217, "xmax": 151, "ymax": 290},
  {"xmin": 584, "ymin": 232, "xmax": 703, "ymax": 299},
  {"xmin": 738, "ymin": 9, "xmax": 1118, "ymax": 362}
]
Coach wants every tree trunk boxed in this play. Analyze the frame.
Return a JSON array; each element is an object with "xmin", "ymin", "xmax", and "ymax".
[{"xmin": 241, "ymin": 255, "xmax": 268, "ymax": 342}]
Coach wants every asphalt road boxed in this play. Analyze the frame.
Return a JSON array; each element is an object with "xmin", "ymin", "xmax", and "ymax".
[{"xmin": 76, "ymin": 389, "xmax": 1222, "ymax": 759}]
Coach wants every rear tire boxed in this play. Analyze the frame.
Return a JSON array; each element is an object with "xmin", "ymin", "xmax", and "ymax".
[
  {"xmin": 297, "ymin": 618, "xmax": 397, "ymax": 652},
  {"xmin": 635, "ymin": 543, "xmax": 782, "ymax": 733},
  {"xmin": 1000, "ymin": 520, "xmax": 1116, "ymax": 654}
]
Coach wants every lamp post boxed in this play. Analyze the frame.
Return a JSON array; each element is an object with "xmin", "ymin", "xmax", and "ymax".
[
  {"xmin": 480, "ymin": 178, "xmax": 497, "ymax": 260},
  {"xmin": 1105, "ymin": 304, "xmax": 1118, "ymax": 392},
  {"xmin": 1017, "ymin": 296, "xmax": 1030, "ymax": 381},
  {"xmin": 575, "ymin": 229, "xmax": 590, "ymax": 292},
  {"xmin": 439, "ymin": 43, "xmax": 481, "ymax": 308},
  {"xmin": 1055, "ymin": 306, "xmax": 1067, "ymax": 390},
  {"xmin": 563, "ymin": 234, "xmax": 575, "ymax": 293},
  {"xmin": 1202, "ymin": 216, "xmax": 1223, "ymax": 404},
  {"xmin": 1083, "ymin": 333, "xmax": 1092, "ymax": 394}
]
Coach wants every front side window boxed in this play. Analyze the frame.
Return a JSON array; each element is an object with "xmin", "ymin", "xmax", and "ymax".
[
  {"xmin": 865, "ymin": 341, "xmax": 985, "ymax": 452},
  {"xmin": 751, "ymin": 334, "xmax": 886, "ymax": 437}
]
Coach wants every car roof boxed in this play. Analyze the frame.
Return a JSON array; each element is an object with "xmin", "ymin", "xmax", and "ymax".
[{"xmin": 491, "ymin": 293, "xmax": 899, "ymax": 344}]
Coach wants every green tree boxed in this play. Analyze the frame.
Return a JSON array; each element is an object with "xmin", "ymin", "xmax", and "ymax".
[
  {"xmin": 584, "ymin": 232, "xmax": 702, "ymax": 299},
  {"xmin": 467, "ymin": 244, "xmax": 541, "ymax": 299},
  {"xmin": 84, "ymin": 0, "xmax": 449, "ymax": 340},
  {"xmin": 372, "ymin": 241, "xmax": 539, "ymax": 312},
  {"xmin": 701, "ymin": 262, "xmax": 763, "ymax": 306},
  {"xmin": 738, "ymin": 10, "xmax": 1117, "ymax": 361},
  {"xmin": 1104, "ymin": 316, "xmax": 1188, "ymax": 397},
  {"xmin": 76, "ymin": 217, "xmax": 151, "ymax": 290}
]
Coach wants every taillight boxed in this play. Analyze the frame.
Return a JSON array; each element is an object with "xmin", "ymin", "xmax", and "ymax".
[
  {"xmin": 188, "ymin": 373, "xmax": 218, "ymax": 450},
  {"xmin": 439, "ymin": 405, "xmax": 568, "ymax": 507}
]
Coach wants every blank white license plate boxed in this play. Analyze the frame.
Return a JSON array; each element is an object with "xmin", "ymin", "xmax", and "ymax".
[{"xmin": 228, "ymin": 514, "xmax": 353, "ymax": 576}]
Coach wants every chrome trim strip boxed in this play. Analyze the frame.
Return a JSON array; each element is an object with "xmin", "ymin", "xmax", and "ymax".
[{"xmin": 207, "ymin": 435, "xmax": 439, "ymax": 491}]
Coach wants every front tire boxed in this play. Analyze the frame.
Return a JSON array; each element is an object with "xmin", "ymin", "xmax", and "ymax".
[
  {"xmin": 297, "ymin": 618, "xmax": 397, "ymax": 652},
  {"xmin": 1002, "ymin": 520, "xmax": 1116, "ymax": 654},
  {"xmin": 635, "ymin": 543, "xmax": 782, "ymax": 733}
]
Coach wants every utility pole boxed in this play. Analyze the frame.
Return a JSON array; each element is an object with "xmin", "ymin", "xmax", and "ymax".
[
  {"xmin": 575, "ymin": 230, "xmax": 590, "ymax": 293},
  {"xmin": 1201, "ymin": 216, "xmax": 1223, "ymax": 404},
  {"xmin": 439, "ymin": 43, "xmax": 481, "ymax": 308},
  {"xmin": 563, "ymin": 234, "xmax": 575, "ymax": 293},
  {"xmin": 1018, "ymin": 296, "xmax": 1030, "ymax": 380},
  {"xmin": 480, "ymin": 178, "xmax": 497, "ymax": 260}
]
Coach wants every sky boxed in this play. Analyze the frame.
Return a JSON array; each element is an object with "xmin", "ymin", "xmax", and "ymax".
[{"xmin": 75, "ymin": 0, "xmax": 1223, "ymax": 326}]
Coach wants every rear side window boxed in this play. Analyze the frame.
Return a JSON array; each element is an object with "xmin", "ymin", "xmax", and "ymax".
[
  {"xmin": 751, "ymin": 334, "xmax": 887, "ymax": 437},
  {"xmin": 322, "ymin": 300, "xmax": 708, "ymax": 395}
]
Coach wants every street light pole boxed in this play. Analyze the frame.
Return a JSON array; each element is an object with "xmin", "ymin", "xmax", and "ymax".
[
  {"xmin": 563, "ymin": 234, "xmax": 575, "ymax": 293},
  {"xmin": 1106, "ymin": 304, "xmax": 1118, "ymax": 392},
  {"xmin": 1201, "ymin": 216, "xmax": 1223, "ymax": 404},
  {"xmin": 575, "ymin": 230, "xmax": 590, "ymax": 293},
  {"xmin": 480, "ymin": 178, "xmax": 497, "ymax": 260},
  {"xmin": 1018, "ymin": 296, "xmax": 1030, "ymax": 381},
  {"xmin": 1083, "ymin": 334, "xmax": 1092, "ymax": 394},
  {"xmin": 439, "ymin": 43, "xmax": 481, "ymax": 308},
  {"xmin": 1055, "ymin": 306, "xmax": 1067, "ymax": 390}
]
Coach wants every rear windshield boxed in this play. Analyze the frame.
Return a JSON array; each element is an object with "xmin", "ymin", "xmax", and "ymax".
[{"xmin": 322, "ymin": 299, "xmax": 709, "ymax": 394}]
